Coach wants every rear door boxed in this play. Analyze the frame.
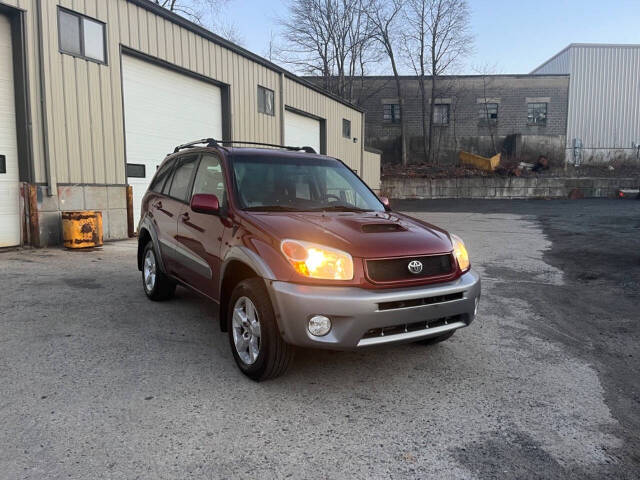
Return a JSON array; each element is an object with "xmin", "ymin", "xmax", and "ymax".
[
  {"xmin": 175, "ymin": 153, "xmax": 228, "ymax": 300},
  {"xmin": 156, "ymin": 154, "xmax": 199, "ymax": 275}
]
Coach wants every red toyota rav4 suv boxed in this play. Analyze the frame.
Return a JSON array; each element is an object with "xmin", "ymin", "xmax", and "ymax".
[{"xmin": 137, "ymin": 139, "xmax": 480, "ymax": 381}]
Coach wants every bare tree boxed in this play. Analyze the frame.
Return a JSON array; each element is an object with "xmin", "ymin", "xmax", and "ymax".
[
  {"xmin": 473, "ymin": 63, "xmax": 500, "ymax": 155},
  {"xmin": 424, "ymin": 0, "xmax": 472, "ymax": 163},
  {"xmin": 153, "ymin": 0, "xmax": 242, "ymax": 44},
  {"xmin": 402, "ymin": 0, "xmax": 472, "ymax": 163},
  {"xmin": 278, "ymin": 0, "xmax": 377, "ymax": 99},
  {"xmin": 365, "ymin": 0, "xmax": 408, "ymax": 166}
]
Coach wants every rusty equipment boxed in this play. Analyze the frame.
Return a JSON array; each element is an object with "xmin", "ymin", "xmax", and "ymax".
[
  {"xmin": 459, "ymin": 151, "xmax": 501, "ymax": 172},
  {"xmin": 61, "ymin": 211, "xmax": 103, "ymax": 249}
]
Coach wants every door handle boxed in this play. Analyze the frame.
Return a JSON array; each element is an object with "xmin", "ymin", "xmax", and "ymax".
[
  {"xmin": 153, "ymin": 201, "xmax": 163, "ymax": 210},
  {"xmin": 180, "ymin": 212, "xmax": 190, "ymax": 222}
]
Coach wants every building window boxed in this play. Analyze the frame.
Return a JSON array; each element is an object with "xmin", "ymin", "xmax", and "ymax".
[
  {"xmin": 126, "ymin": 163, "xmax": 146, "ymax": 178},
  {"xmin": 433, "ymin": 104, "xmax": 449, "ymax": 125},
  {"xmin": 527, "ymin": 103, "xmax": 547, "ymax": 125},
  {"xmin": 58, "ymin": 8, "xmax": 107, "ymax": 64},
  {"xmin": 383, "ymin": 103, "xmax": 401, "ymax": 123},
  {"xmin": 257, "ymin": 86, "xmax": 275, "ymax": 116},
  {"xmin": 342, "ymin": 119, "xmax": 351, "ymax": 138},
  {"xmin": 478, "ymin": 103, "xmax": 498, "ymax": 123}
]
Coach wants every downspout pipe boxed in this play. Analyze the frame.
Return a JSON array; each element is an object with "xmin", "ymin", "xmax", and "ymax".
[{"xmin": 35, "ymin": 0, "xmax": 55, "ymax": 196}]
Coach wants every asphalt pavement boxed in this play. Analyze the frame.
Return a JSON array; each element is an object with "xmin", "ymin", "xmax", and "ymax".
[{"xmin": 1, "ymin": 198, "xmax": 638, "ymax": 479}]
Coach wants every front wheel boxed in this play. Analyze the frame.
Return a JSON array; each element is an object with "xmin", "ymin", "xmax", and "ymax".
[{"xmin": 227, "ymin": 278, "xmax": 293, "ymax": 381}]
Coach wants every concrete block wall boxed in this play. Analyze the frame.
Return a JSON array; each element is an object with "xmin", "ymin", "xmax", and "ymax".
[
  {"xmin": 35, "ymin": 185, "xmax": 128, "ymax": 247},
  {"xmin": 382, "ymin": 175, "xmax": 639, "ymax": 200},
  {"xmin": 305, "ymin": 75, "xmax": 570, "ymax": 165}
]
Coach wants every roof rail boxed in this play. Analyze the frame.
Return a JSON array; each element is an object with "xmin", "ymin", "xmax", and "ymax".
[
  {"xmin": 215, "ymin": 140, "xmax": 316, "ymax": 154},
  {"xmin": 173, "ymin": 138, "xmax": 218, "ymax": 153},
  {"xmin": 172, "ymin": 138, "xmax": 317, "ymax": 154}
]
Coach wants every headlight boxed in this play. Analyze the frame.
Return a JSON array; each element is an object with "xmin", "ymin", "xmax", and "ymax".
[
  {"xmin": 451, "ymin": 234, "xmax": 470, "ymax": 272},
  {"xmin": 281, "ymin": 239, "xmax": 354, "ymax": 280}
]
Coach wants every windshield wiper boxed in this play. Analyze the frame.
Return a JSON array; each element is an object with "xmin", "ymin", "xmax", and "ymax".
[
  {"xmin": 309, "ymin": 205, "xmax": 372, "ymax": 212},
  {"xmin": 244, "ymin": 205, "xmax": 302, "ymax": 212}
]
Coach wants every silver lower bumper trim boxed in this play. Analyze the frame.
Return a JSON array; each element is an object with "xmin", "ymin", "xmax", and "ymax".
[{"xmin": 356, "ymin": 321, "xmax": 466, "ymax": 347}]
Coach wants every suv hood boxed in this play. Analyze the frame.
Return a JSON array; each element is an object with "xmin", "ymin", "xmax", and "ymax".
[{"xmin": 245, "ymin": 211, "xmax": 453, "ymax": 259}]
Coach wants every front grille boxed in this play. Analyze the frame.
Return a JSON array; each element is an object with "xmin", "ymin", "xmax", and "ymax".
[
  {"xmin": 366, "ymin": 254, "xmax": 453, "ymax": 283},
  {"xmin": 377, "ymin": 292, "xmax": 463, "ymax": 311},
  {"xmin": 362, "ymin": 315, "xmax": 462, "ymax": 339}
]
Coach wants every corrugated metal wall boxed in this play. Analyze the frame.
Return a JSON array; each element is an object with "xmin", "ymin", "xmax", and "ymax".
[
  {"xmin": 8, "ymin": 0, "xmax": 363, "ymax": 185},
  {"xmin": 362, "ymin": 150, "xmax": 381, "ymax": 191},
  {"xmin": 533, "ymin": 44, "xmax": 640, "ymax": 162},
  {"xmin": 568, "ymin": 45, "xmax": 640, "ymax": 153},
  {"xmin": 283, "ymin": 77, "xmax": 362, "ymax": 170}
]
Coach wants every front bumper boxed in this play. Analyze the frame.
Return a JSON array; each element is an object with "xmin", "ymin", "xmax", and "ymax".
[{"xmin": 269, "ymin": 270, "xmax": 481, "ymax": 350}]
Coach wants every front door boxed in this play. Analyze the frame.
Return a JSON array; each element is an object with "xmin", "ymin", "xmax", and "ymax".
[
  {"xmin": 0, "ymin": 15, "xmax": 20, "ymax": 247},
  {"xmin": 176, "ymin": 153, "xmax": 228, "ymax": 300}
]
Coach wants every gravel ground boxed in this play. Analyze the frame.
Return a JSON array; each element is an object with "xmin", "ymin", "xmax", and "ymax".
[{"xmin": 1, "ymin": 199, "xmax": 638, "ymax": 479}]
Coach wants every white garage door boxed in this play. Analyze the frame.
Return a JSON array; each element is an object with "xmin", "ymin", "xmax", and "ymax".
[
  {"xmin": 122, "ymin": 55, "xmax": 223, "ymax": 224},
  {"xmin": 284, "ymin": 110, "xmax": 321, "ymax": 154},
  {"xmin": 0, "ymin": 15, "xmax": 20, "ymax": 247}
]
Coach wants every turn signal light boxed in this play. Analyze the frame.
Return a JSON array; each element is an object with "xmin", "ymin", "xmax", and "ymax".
[
  {"xmin": 281, "ymin": 239, "xmax": 354, "ymax": 280},
  {"xmin": 451, "ymin": 234, "xmax": 470, "ymax": 272}
]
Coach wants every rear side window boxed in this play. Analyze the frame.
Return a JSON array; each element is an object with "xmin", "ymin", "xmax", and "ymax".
[
  {"xmin": 167, "ymin": 156, "xmax": 198, "ymax": 202},
  {"xmin": 149, "ymin": 159, "xmax": 174, "ymax": 193}
]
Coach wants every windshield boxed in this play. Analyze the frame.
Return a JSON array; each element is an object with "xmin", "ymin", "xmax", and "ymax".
[{"xmin": 230, "ymin": 154, "xmax": 385, "ymax": 212}]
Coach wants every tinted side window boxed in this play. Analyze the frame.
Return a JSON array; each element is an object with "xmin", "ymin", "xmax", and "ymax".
[
  {"xmin": 149, "ymin": 159, "xmax": 175, "ymax": 193},
  {"xmin": 167, "ymin": 156, "xmax": 198, "ymax": 202},
  {"xmin": 192, "ymin": 154, "xmax": 226, "ymax": 198}
]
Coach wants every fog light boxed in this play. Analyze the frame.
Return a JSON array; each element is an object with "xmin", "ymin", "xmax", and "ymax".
[{"xmin": 308, "ymin": 315, "xmax": 332, "ymax": 336}]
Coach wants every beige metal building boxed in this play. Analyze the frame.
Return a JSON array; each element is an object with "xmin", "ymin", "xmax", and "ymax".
[{"xmin": 0, "ymin": 0, "xmax": 380, "ymax": 248}]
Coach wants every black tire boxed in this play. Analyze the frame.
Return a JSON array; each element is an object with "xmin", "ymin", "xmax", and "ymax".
[
  {"xmin": 141, "ymin": 241, "xmax": 176, "ymax": 301},
  {"xmin": 415, "ymin": 330, "xmax": 455, "ymax": 345},
  {"xmin": 227, "ymin": 278, "xmax": 293, "ymax": 381}
]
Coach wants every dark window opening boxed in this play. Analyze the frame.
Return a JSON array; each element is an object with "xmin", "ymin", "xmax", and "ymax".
[
  {"xmin": 528, "ymin": 103, "xmax": 547, "ymax": 125},
  {"xmin": 433, "ymin": 104, "xmax": 449, "ymax": 125},
  {"xmin": 342, "ymin": 119, "xmax": 351, "ymax": 138},
  {"xmin": 257, "ymin": 86, "xmax": 275, "ymax": 116},
  {"xmin": 478, "ymin": 103, "xmax": 498, "ymax": 123},
  {"xmin": 126, "ymin": 163, "xmax": 146, "ymax": 178},
  {"xmin": 0, "ymin": 155, "xmax": 6, "ymax": 174},
  {"xmin": 58, "ymin": 8, "xmax": 107, "ymax": 64},
  {"xmin": 383, "ymin": 103, "xmax": 401, "ymax": 123}
]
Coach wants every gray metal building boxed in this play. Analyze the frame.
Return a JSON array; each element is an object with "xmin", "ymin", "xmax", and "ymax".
[{"xmin": 531, "ymin": 44, "xmax": 640, "ymax": 165}]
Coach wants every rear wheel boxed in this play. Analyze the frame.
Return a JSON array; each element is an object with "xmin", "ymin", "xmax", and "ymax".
[
  {"xmin": 227, "ymin": 278, "xmax": 293, "ymax": 381},
  {"xmin": 142, "ymin": 241, "xmax": 176, "ymax": 301},
  {"xmin": 415, "ymin": 330, "xmax": 455, "ymax": 345}
]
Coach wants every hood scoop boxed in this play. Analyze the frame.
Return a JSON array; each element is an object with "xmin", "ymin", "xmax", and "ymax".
[{"xmin": 361, "ymin": 223, "xmax": 406, "ymax": 233}]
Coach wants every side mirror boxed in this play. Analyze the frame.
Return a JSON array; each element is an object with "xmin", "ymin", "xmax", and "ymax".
[
  {"xmin": 191, "ymin": 193, "xmax": 220, "ymax": 215},
  {"xmin": 379, "ymin": 196, "xmax": 390, "ymax": 209}
]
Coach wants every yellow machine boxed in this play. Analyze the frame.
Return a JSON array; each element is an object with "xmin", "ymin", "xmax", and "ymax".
[{"xmin": 459, "ymin": 151, "xmax": 501, "ymax": 172}]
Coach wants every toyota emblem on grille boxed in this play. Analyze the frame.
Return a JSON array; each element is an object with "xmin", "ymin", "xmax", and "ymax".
[{"xmin": 408, "ymin": 260, "xmax": 423, "ymax": 274}]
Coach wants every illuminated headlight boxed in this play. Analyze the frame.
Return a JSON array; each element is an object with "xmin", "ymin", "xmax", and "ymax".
[
  {"xmin": 308, "ymin": 315, "xmax": 332, "ymax": 336},
  {"xmin": 281, "ymin": 239, "xmax": 354, "ymax": 280},
  {"xmin": 451, "ymin": 234, "xmax": 470, "ymax": 272}
]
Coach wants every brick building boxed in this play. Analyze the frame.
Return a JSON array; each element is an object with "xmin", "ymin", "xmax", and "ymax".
[{"xmin": 307, "ymin": 74, "xmax": 570, "ymax": 165}]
